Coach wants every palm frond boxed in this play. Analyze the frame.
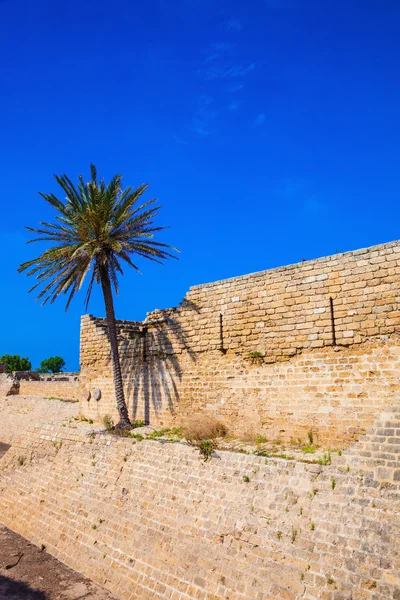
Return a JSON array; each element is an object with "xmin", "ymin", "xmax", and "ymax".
[{"xmin": 19, "ymin": 164, "xmax": 179, "ymax": 310}]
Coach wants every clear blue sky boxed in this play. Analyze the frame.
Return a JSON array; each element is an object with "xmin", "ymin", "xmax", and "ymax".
[{"xmin": 1, "ymin": 0, "xmax": 399, "ymax": 370}]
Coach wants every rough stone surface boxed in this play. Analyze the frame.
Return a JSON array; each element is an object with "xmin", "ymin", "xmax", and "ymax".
[
  {"xmin": 0, "ymin": 417, "xmax": 399, "ymax": 600},
  {"xmin": 80, "ymin": 240, "xmax": 400, "ymax": 446},
  {"xmin": 0, "ymin": 524, "xmax": 117, "ymax": 599},
  {"xmin": 18, "ymin": 375, "xmax": 81, "ymax": 401},
  {"xmin": 0, "ymin": 374, "xmax": 19, "ymax": 397},
  {"xmin": 0, "ymin": 396, "xmax": 78, "ymax": 444}
]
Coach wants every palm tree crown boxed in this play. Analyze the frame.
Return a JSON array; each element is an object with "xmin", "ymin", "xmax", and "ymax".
[{"xmin": 19, "ymin": 164, "xmax": 177, "ymax": 308}]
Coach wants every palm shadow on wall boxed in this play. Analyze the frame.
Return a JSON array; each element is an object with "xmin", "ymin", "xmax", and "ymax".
[{"xmin": 120, "ymin": 301, "xmax": 199, "ymax": 424}]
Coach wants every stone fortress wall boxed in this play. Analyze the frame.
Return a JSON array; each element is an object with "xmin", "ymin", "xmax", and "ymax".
[
  {"xmin": 80, "ymin": 240, "xmax": 400, "ymax": 447},
  {"xmin": 1, "ymin": 239, "xmax": 400, "ymax": 600},
  {"xmin": 0, "ymin": 413, "xmax": 399, "ymax": 600},
  {"xmin": 18, "ymin": 372, "xmax": 81, "ymax": 400},
  {"xmin": 0, "ymin": 368, "xmax": 81, "ymax": 400}
]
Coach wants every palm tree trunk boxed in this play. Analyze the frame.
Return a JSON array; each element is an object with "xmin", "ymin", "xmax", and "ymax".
[{"xmin": 99, "ymin": 265, "xmax": 131, "ymax": 428}]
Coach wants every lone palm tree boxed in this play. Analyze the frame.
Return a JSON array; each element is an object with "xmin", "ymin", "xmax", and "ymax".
[{"xmin": 19, "ymin": 164, "xmax": 177, "ymax": 428}]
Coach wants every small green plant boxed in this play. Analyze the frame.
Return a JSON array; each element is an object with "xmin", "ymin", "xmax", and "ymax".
[
  {"xmin": 169, "ymin": 427, "xmax": 183, "ymax": 437},
  {"xmin": 92, "ymin": 524, "xmax": 97, "ymax": 530},
  {"xmin": 308, "ymin": 430, "xmax": 314, "ymax": 445},
  {"xmin": 243, "ymin": 475, "xmax": 250, "ymax": 483},
  {"xmin": 131, "ymin": 433, "xmax": 144, "ymax": 441},
  {"xmin": 147, "ymin": 428, "xmax": 169, "ymax": 439},
  {"xmin": 346, "ymin": 464, "xmax": 350, "ymax": 472},
  {"xmin": 301, "ymin": 444, "xmax": 316, "ymax": 454},
  {"xmin": 17, "ymin": 455, "xmax": 25, "ymax": 466},
  {"xmin": 197, "ymin": 439, "xmax": 215, "ymax": 460},
  {"xmin": 319, "ymin": 452, "xmax": 331, "ymax": 466},
  {"xmin": 123, "ymin": 456, "xmax": 128, "ymax": 462},
  {"xmin": 370, "ymin": 581, "xmax": 377, "ymax": 589},
  {"xmin": 331, "ymin": 477, "xmax": 336, "ymax": 490},
  {"xmin": 310, "ymin": 522, "xmax": 315, "ymax": 531},
  {"xmin": 102, "ymin": 414, "xmax": 114, "ymax": 431},
  {"xmin": 338, "ymin": 450, "xmax": 342, "ymax": 456},
  {"xmin": 253, "ymin": 448, "xmax": 269, "ymax": 457},
  {"xmin": 309, "ymin": 487, "xmax": 318, "ymax": 498},
  {"xmin": 248, "ymin": 351, "xmax": 263, "ymax": 359},
  {"xmin": 74, "ymin": 415, "xmax": 93, "ymax": 424},
  {"xmin": 327, "ymin": 576, "xmax": 335, "ymax": 585},
  {"xmin": 52, "ymin": 440, "xmax": 63, "ymax": 454},
  {"xmin": 256, "ymin": 435, "xmax": 267, "ymax": 444},
  {"xmin": 132, "ymin": 420, "xmax": 145, "ymax": 429},
  {"xmin": 277, "ymin": 531, "xmax": 282, "ymax": 540},
  {"xmin": 300, "ymin": 572, "xmax": 304, "ymax": 581},
  {"xmin": 291, "ymin": 526, "xmax": 297, "ymax": 543}
]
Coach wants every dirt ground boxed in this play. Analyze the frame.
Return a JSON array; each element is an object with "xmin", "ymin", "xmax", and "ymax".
[{"xmin": 0, "ymin": 525, "xmax": 118, "ymax": 599}]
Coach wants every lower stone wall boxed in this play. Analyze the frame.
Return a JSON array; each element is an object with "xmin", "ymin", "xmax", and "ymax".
[
  {"xmin": 0, "ymin": 396, "xmax": 78, "ymax": 444},
  {"xmin": 18, "ymin": 379, "xmax": 82, "ymax": 401},
  {"xmin": 0, "ymin": 422, "xmax": 399, "ymax": 600},
  {"xmin": 81, "ymin": 335, "xmax": 400, "ymax": 447}
]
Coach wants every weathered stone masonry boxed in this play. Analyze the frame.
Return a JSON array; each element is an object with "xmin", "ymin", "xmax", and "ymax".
[
  {"xmin": 80, "ymin": 240, "xmax": 400, "ymax": 446},
  {"xmin": 0, "ymin": 418, "xmax": 399, "ymax": 600}
]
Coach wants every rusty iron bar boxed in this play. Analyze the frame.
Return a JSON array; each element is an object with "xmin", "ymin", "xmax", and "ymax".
[
  {"xmin": 219, "ymin": 313, "xmax": 227, "ymax": 354},
  {"xmin": 329, "ymin": 297, "xmax": 336, "ymax": 346}
]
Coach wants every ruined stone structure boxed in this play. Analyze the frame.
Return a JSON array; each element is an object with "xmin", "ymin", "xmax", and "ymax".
[
  {"xmin": 17, "ymin": 372, "xmax": 81, "ymax": 400},
  {"xmin": 0, "ymin": 371, "xmax": 81, "ymax": 400},
  {"xmin": 80, "ymin": 240, "xmax": 400, "ymax": 446},
  {"xmin": 1, "ymin": 239, "xmax": 400, "ymax": 599}
]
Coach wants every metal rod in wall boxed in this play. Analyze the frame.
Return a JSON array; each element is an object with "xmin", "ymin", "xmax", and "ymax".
[
  {"xmin": 219, "ymin": 313, "xmax": 226, "ymax": 353},
  {"xmin": 329, "ymin": 297, "xmax": 336, "ymax": 346}
]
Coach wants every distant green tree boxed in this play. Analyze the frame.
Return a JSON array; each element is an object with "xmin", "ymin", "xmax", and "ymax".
[
  {"xmin": 0, "ymin": 354, "xmax": 32, "ymax": 373},
  {"xmin": 38, "ymin": 356, "xmax": 66, "ymax": 373}
]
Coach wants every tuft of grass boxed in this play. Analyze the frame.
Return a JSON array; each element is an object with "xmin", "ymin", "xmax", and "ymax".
[
  {"xmin": 182, "ymin": 416, "xmax": 227, "ymax": 442},
  {"xmin": 131, "ymin": 433, "xmax": 144, "ymax": 441},
  {"xmin": 253, "ymin": 448, "xmax": 269, "ymax": 457},
  {"xmin": 131, "ymin": 420, "xmax": 145, "ymax": 429},
  {"xmin": 243, "ymin": 475, "xmax": 250, "ymax": 483},
  {"xmin": 75, "ymin": 414, "xmax": 93, "ymax": 424},
  {"xmin": 197, "ymin": 439, "xmax": 215, "ymax": 461},
  {"xmin": 310, "ymin": 522, "xmax": 315, "ymax": 531},
  {"xmin": 147, "ymin": 428, "xmax": 169, "ymax": 439},
  {"xmin": 169, "ymin": 427, "xmax": 183, "ymax": 437},
  {"xmin": 256, "ymin": 435, "xmax": 267, "ymax": 444},
  {"xmin": 102, "ymin": 414, "xmax": 114, "ymax": 431},
  {"xmin": 308, "ymin": 430, "xmax": 314, "ymax": 445},
  {"xmin": 319, "ymin": 451, "xmax": 331, "ymax": 466},
  {"xmin": 301, "ymin": 444, "xmax": 316, "ymax": 454},
  {"xmin": 248, "ymin": 351, "xmax": 263, "ymax": 359},
  {"xmin": 331, "ymin": 477, "xmax": 336, "ymax": 490},
  {"xmin": 291, "ymin": 526, "xmax": 297, "ymax": 543},
  {"xmin": 277, "ymin": 531, "xmax": 282, "ymax": 540}
]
